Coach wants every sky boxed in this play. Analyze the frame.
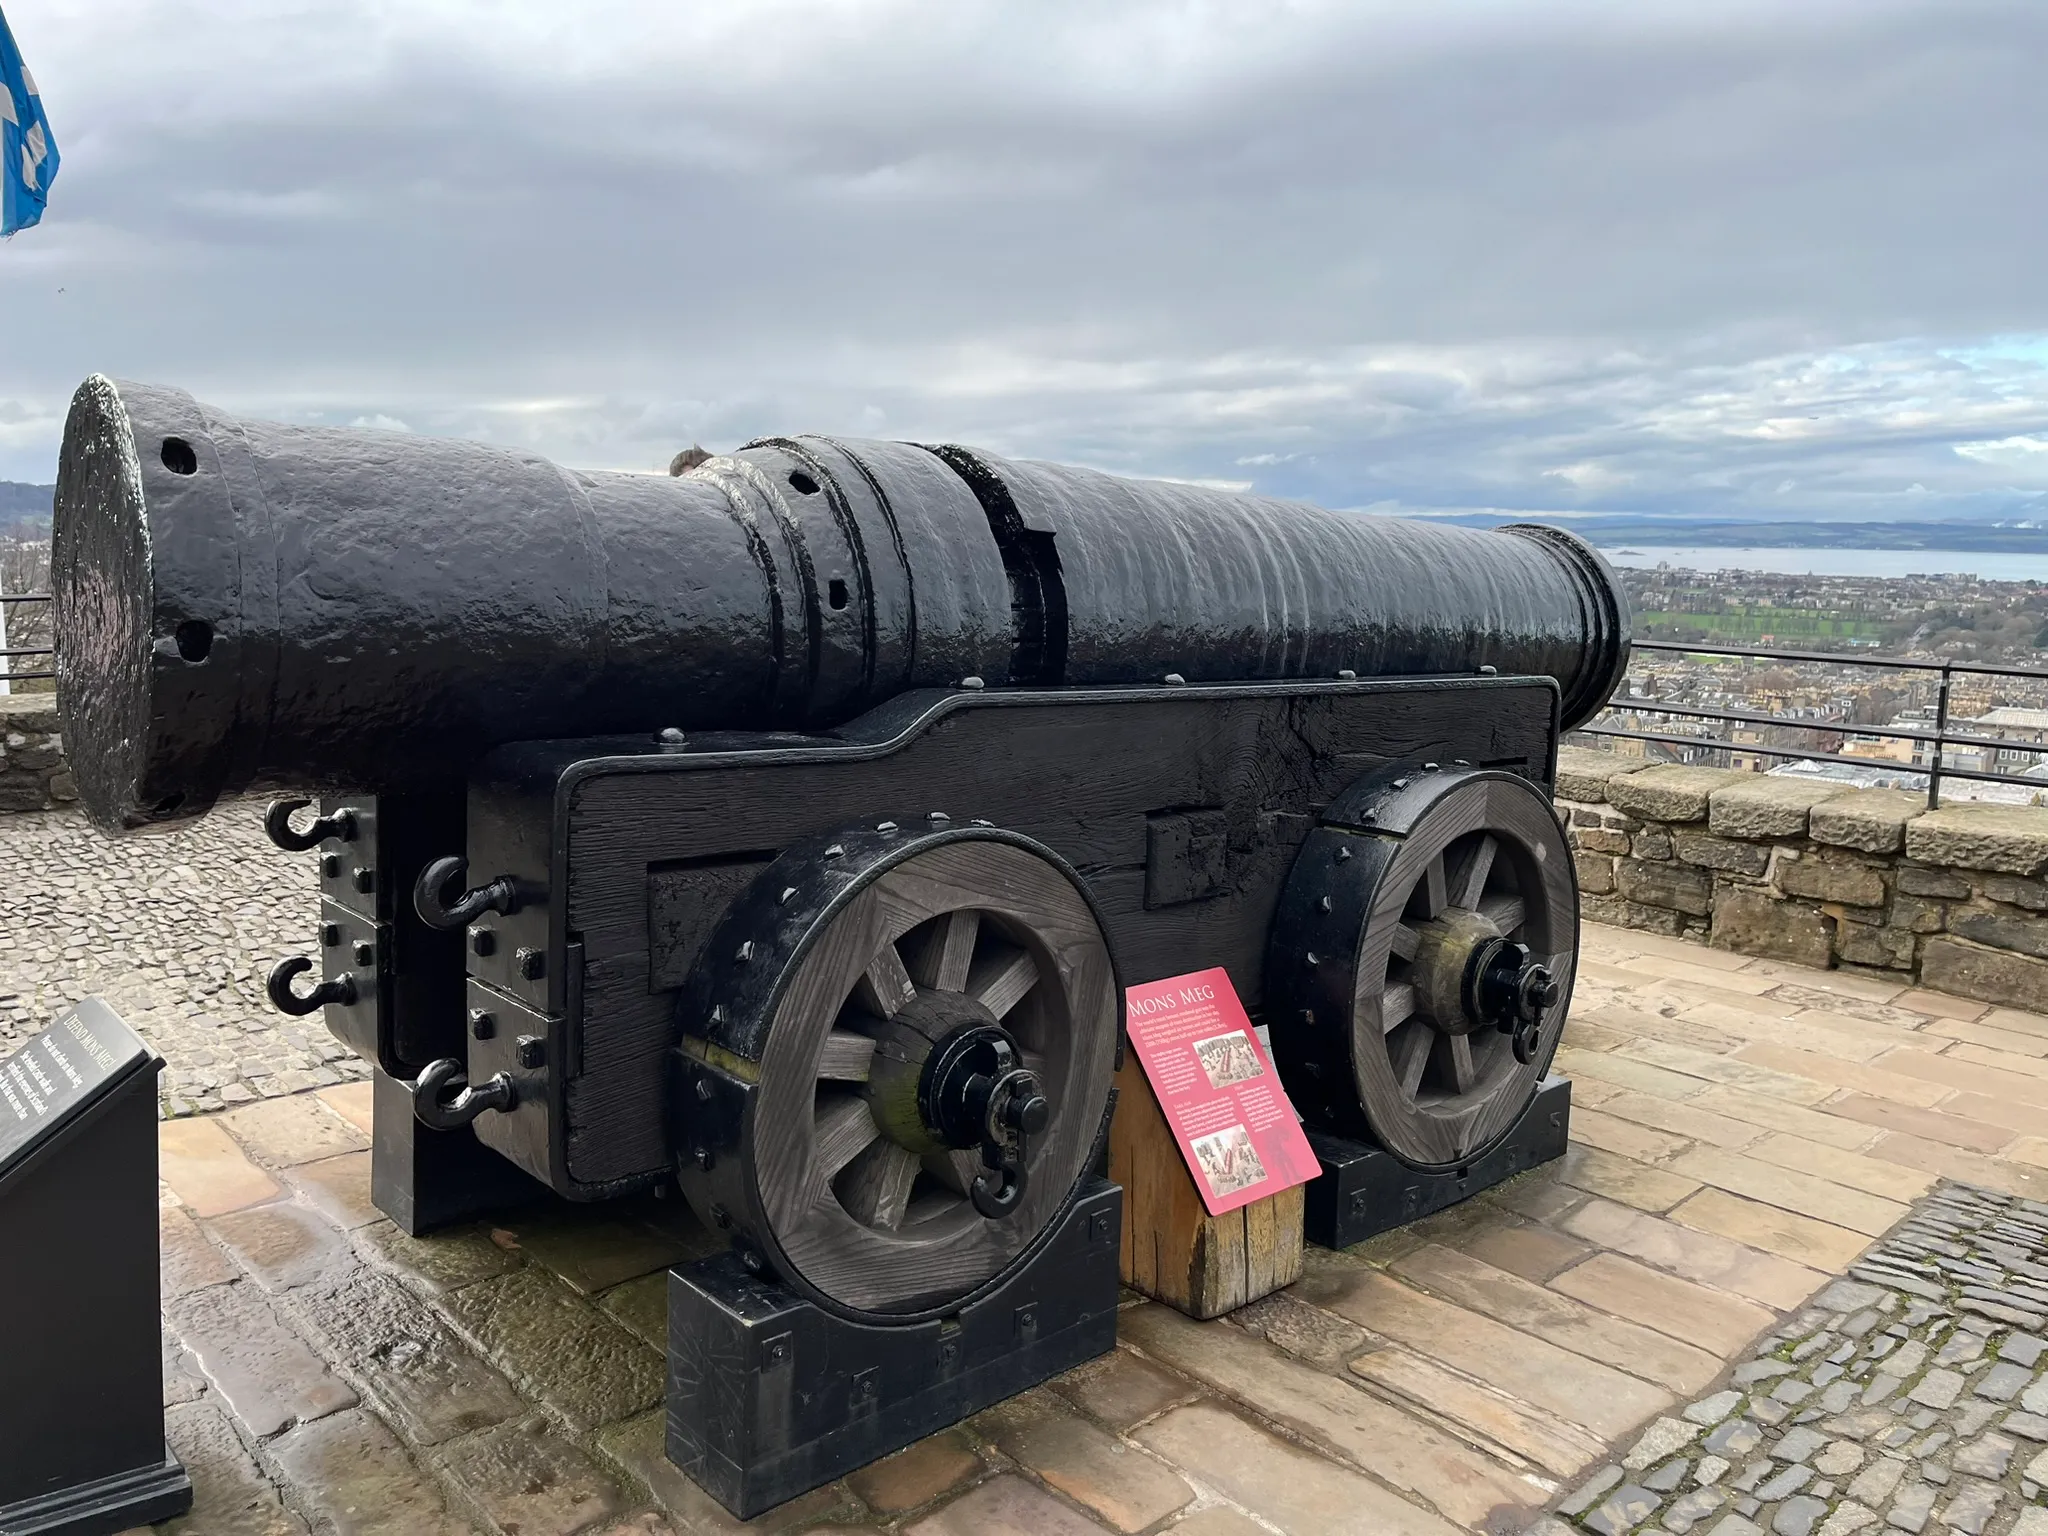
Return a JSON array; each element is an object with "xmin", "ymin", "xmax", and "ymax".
[{"xmin": 2, "ymin": 0, "xmax": 2047, "ymax": 525}]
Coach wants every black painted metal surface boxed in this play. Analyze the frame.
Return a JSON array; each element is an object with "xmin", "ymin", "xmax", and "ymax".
[
  {"xmin": 665, "ymin": 1177, "xmax": 1121, "ymax": 1519},
  {"xmin": 1301, "ymin": 1074, "xmax": 1572, "ymax": 1248},
  {"xmin": 54, "ymin": 375, "xmax": 1630, "ymax": 834}
]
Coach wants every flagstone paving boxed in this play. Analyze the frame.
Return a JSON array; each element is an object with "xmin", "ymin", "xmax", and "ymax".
[{"xmin": 93, "ymin": 921, "xmax": 2048, "ymax": 1532}]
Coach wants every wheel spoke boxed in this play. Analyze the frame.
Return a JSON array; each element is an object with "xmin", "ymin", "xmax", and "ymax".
[
  {"xmin": 1406, "ymin": 855, "xmax": 1448, "ymax": 921},
  {"xmin": 1389, "ymin": 923, "xmax": 1421, "ymax": 962},
  {"xmin": 839, "ymin": 1140, "xmax": 920, "ymax": 1229},
  {"xmin": 813, "ymin": 1094, "xmax": 881, "ymax": 1181},
  {"xmin": 1478, "ymin": 894, "xmax": 1525, "ymax": 935},
  {"xmin": 855, "ymin": 941, "xmax": 917, "ymax": 1018},
  {"xmin": 1380, "ymin": 981, "xmax": 1416, "ymax": 1033},
  {"xmin": 1451, "ymin": 835, "xmax": 1497, "ymax": 910},
  {"xmin": 817, "ymin": 1029, "xmax": 876, "ymax": 1082},
  {"xmin": 908, "ymin": 909, "xmax": 981, "ymax": 992},
  {"xmin": 903, "ymin": 1186, "xmax": 960, "ymax": 1225},
  {"xmin": 1434, "ymin": 1032, "xmax": 1476, "ymax": 1095},
  {"xmin": 968, "ymin": 944, "xmax": 1039, "ymax": 1019},
  {"xmin": 923, "ymin": 1147, "xmax": 985, "ymax": 1197},
  {"xmin": 1390, "ymin": 1020, "xmax": 1433, "ymax": 1097}
]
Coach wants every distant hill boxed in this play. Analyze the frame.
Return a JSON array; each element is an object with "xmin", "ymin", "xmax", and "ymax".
[
  {"xmin": 0, "ymin": 482, "xmax": 53, "ymax": 541},
  {"xmin": 1436, "ymin": 515, "xmax": 2048, "ymax": 553}
]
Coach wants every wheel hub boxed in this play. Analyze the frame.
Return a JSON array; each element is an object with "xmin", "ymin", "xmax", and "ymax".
[
  {"xmin": 1460, "ymin": 937, "xmax": 1561, "ymax": 1064},
  {"xmin": 865, "ymin": 1009, "xmax": 1050, "ymax": 1220},
  {"xmin": 918, "ymin": 1023, "xmax": 1050, "ymax": 1219},
  {"xmin": 1408, "ymin": 909, "xmax": 1505, "ymax": 1035},
  {"xmin": 919, "ymin": 1024, "xmax": 1047, "ymax": 1153}
]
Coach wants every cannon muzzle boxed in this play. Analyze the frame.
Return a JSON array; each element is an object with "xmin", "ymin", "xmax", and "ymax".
[{"xmin": 54, "ymin": 374, "xmax": 1629, "ymax": 833}]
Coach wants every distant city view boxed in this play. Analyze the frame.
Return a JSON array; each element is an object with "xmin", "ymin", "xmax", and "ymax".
[
  {"xmin": 1579, "ymin": 564, "xmax": 2048, "ymax": 805},
  {"xmin": 1607, "ymin": 547, "xmax": 2048, "ymax": 583}
]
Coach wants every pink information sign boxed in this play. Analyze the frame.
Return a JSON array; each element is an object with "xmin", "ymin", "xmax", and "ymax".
[{"xmin": 1123, "ymin": 967, "xmax": 1320, "ymax": 1217}]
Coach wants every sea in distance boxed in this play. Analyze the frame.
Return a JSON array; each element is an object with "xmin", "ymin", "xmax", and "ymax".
[{"xmin": 1599, "ymin": 546, "xmax": 2048, "ymax": 582}]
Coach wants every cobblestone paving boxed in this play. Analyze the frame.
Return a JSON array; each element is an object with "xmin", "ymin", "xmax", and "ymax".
[
  {"xmin": 1540, "ymin": 1185, "xmax": 2048, "ymax": 1536},
  {"xmin": 0, "ymin": 804, "xmax": 359, "ymax": 1114}
]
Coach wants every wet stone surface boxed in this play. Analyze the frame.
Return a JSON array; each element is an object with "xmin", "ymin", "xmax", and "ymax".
[
  {"xmin": 1550, "ymin": 1183, "xmax": 2048, "ymax": 1536},
  {"xmin": 0, "ymin": 804, "xmax": 357, "ymax": 1114}
]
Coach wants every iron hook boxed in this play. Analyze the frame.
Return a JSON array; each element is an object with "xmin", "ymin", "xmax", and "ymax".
[
  {"xmin": 265, "ymin": 955, "xmax": 356, "ymax": 1016},
  {"xmin": 969, "ymin": 1070, "xmax": 1046, "ymax": 1220},
  {"xmin": 413, "ymin": 857, "xmax": 521, "ymax": 932},
  {"xmin": 409, "ymin": 1058, "xmax": 517, "ymax": 1129},
  {"xmin": 264, "ymin": 798, "xmax": 357, "ymax": 852}
]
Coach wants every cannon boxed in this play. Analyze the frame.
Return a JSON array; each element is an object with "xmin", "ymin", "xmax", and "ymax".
[{"xmin": 54, "ymin": 374, "xmax": 1629, "ymax": 1510}]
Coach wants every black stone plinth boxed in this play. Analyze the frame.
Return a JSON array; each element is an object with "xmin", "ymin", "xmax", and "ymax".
[
  {"xmin": 0, "ymin": 999, "xmax": 193, "ymax": 1534},
  {"xmin": 1302, "ymin": 1075, "xmax": 1572, "ymax": 1250},
  {"xmin": 666, "ymin": 1179, "xmax": 1123, "ymax": 1519},
  {"xmin": 370, "ymin": 1066, "xmax": 541, "ymax": 1236}
]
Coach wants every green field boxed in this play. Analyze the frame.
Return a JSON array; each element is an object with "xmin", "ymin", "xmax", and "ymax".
[{"xmin": 1637, "ymin": 608, "xmax": 1888, "ymax": 642}]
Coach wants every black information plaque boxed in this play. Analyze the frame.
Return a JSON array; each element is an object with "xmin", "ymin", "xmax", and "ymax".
[{"xmin": 0, "ymin": 999, "xmax": 193, "ymax": 1535}]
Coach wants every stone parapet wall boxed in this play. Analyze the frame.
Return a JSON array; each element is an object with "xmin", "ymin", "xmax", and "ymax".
[
  {"xmin": 1557, "ymin": 745, "xmax": 2048, "ymax": 1012},
  {"xmin": 0, "ymin": 692, "xmax": 74, "ymax": 813}
]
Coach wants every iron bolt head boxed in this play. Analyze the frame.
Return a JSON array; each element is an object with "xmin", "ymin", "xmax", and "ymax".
[
  {"xmin": 656, "ymin": 726, "xmax": 687, "ymax": 745},
  {"xmin": 693, "ymin": 1146, "xmax": 713, "ymax": 1170},
  {"xmin": 469, "ymin": 927, "xmax": 496, "ymax": 957},
  {"xmin": 350, "ymin": 867, "xmax": 374, "ymax": 893},
  {"xmin": 515, "ymin": 946, "xmax": 545, "ymax": 981},
  {"xmin": 515, "ymin": 1034, "xmax": 546, "ymax": 1069},
  {"xmin": 320, "ymin": 853, "xmax": 342, "ymax": 878},
  {"xmin": 320, "ymin": 922, "xmax": 341, "ymax": 947},
  {"xmin": 352, "ymin": 941, "xmax": 374, "ymax": 967},
  {"xmin": 469, "ymin": 1009, "xmax": 496, "ymax": 1040}
]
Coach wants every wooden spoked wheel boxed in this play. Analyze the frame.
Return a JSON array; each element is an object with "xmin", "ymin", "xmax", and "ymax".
[
  {"xmin": 1268, "ymin": 768, "xmax": 1577, "ymax": 1169},
  {"xmin": 675, "ymin": 824, "xmax": 1119, "ymax": 1320}
]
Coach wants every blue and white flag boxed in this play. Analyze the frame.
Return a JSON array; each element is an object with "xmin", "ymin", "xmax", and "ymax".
[{"xmin": 0, "ymin": 4, "xmax": 59, "ymax": 236}]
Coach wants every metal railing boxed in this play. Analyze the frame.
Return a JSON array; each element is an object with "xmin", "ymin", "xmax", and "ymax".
[
  {"xmin": 1573, "ymin": 638, "xmax": 2048, "ymax": 808},
  {"xmin": 0, "ymin": 592, "xmax": 53, "ymax": 683}
]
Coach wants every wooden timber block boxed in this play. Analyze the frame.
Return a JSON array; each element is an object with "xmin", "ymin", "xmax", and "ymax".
[{"xmin": 1108, "ymin": 1055, "xmax": 1304, "ymax": 1320}]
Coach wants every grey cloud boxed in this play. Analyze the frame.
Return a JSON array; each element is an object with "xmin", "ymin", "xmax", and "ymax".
[{"xmin": 0, "ymin": 0, "xmax": 2043, "ymax": 528}]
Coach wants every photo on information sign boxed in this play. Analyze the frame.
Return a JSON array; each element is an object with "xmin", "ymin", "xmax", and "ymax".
[{"xmin": 1192, "ymin": 1028, "xmax": 1265, "ymax": 1091}]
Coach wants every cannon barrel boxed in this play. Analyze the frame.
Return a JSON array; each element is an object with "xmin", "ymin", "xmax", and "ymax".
[{"xmin": 53, "ymin": 375, "xmax": 1630, "ymax": 834}]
